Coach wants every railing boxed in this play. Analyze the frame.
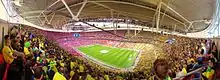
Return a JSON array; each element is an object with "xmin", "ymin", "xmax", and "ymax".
[{"xmin": 173, "ymin": 67, "xmax": 204, "ymax": 80}]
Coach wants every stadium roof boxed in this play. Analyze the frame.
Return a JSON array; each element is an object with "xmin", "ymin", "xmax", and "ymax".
[{"xmin": 12, "ymin": 0, "xmax": 216, "ymax": 33}]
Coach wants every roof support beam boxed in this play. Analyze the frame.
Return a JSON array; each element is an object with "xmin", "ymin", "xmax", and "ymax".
[
  {"xmin": 90, "ymin": 1, "xmax": 155, "ymax": 11},
  {"xmin": 49, "ymin": 13, "xmax": 56, "ymax": 24},
  {"xmin": 92, "ymin": 2, "xmax": 128, "ymax": 17},
  {"xmin": 42, "ymin": 12, "xmax": 49, "ymax": 23},
  {"xmin": 60, "ymin": 0, "xmax": 78, "ymax": 21},
  {"xmin": 38, "ymin": 17, "xmax": 47, "ymax": 26},
  {"xmin": 76, "ymin": 0, "xmax": 87, "ymax": 17},
  {"xmin": 38, "ymin": 0, "xmax": 187, "ymax": 31},
  {"xmin": 63, "ymin": 16, "xmax": 67, "ymax": 23},
  {"xmin": 39, "ymin": 0, "xmax": 60, "ymax": 14},
  {"xmin": 92, "ymin": 2, "xmax": 112, "ymax": 10},
  {"xmin": 186, "ymin": 22, "xmax": 193, "ymax": 32},
  {"xmin": 37, "ymin": 17, "xmax": 43, "ymax": 25},
  {"xmin": 46, "ymin": 0, "xmax": 61, "ymax": 11},
  {"xmin": 51, "ymin": 1, "xmax": 184, "ymax": 26},
  {"xmin": 25, "ymin": 16, "xmax": 44, "ymax": 19},
  {"xmin": 161, "ymin": 2, "xmax": 190, "ymax": 23},
  {"xmin": 21, "ymin": 10, "xmax": 51, "ymax": 16},
  {"xmin": 191, "ymin": 20, "xmax": 209, "ymax": 23},
  {"xmin": 160, "ymin": 1, "xmax": 171, "ymax": 27},
  {"xmin": 92, "ymin": 2, "xmax": 153, "ymax": 21},
  {"xmin": 185, "ymin": 19, "xmax": 209, "ymax": 32},
  {"xmin": 90, "ymin": 1, "xmax": 185, "ymax": 25},
  {"xmin": 58, "ymin": 2, "xmax": 83, "ymax": 11},
  {"xmin": 37, "ymin": 0, "xmax": 60, "ymax": 26},
  {"xmin": 116, "ymin": 10, "xmax": 153, "ymax": 19}
]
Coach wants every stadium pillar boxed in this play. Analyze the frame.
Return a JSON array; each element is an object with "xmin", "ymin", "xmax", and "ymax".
[
  {"xmin": 115, "ymin": 13, "xmax": 120, "ymax": 34},
  {"xmin": 115, "ymin": 21, "xmax": 117, "ymax": 34},
  {"xmin": 114, "ymin": 22, "xmax": 117, "ymax": 34},
  {"xmin": 218, "ymin": 24, "xmax": 220, "ymax": 36},
  {"xmin": 113, "ymin": 22, "xmax": 117, "ymax": 34},
  {"xmin": 138, "ymin": 26, "xmax": 141, "ymax": 33},
  {"xmin": 127, "ymin": 18, "xmax": 130, "ymax": 37},
  {"xmin": 156, "ymin": 2, "xmax": 162, "ymax": 31},
  {"xmin": 111, "ymin": 10, "xmax": 117, "ymax": 34},
  {"xmin": 134, "ymin": 28, "xmax": 137, "ymax": 36},
  {"xmin": 174, "ymin": 24, "xmax": 176, "ymax": 33}
]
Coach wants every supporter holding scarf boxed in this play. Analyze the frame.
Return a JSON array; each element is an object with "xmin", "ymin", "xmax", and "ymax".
[
  {"xmin": 202, "ymin": 60, "xmax": 215, "ymax": 80},
  {"xmin": 24, "ymin": 39, "xmax": 32, "ymax": 57}
]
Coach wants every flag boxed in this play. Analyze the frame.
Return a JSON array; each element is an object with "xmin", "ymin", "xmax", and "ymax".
[
  {"xmin": 104, "ymin": 75, "xmax": 110, "ymax": 80},
  {"xmin": 70, "ymin": 62, "xmax": 75, "ymax": 69},
  {"xmin": 60, "ymin": 63, "xmax": 64, "ymax": 67},
  {"xmin": 165, "ymin": 76, "xmax": 172, "ymax": 80},
  {"xmin": 203, "ymin": 66, "xmax": 215, "ymax": 80},
  {"xmin": 86, "ymin": 74, "xmax": 95, "ymax": 80},
  {"xmin": 182, "ymin": 68, "xmax": 187, "ymax": 75},
  {"xmin": 53, "ymin": 72, "xmax": 67, "ymax": 80}
]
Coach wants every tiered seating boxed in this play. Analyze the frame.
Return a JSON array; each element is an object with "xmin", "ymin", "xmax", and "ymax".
[
  {"xmin": 42, "ymin": 30, "xmax": 126, "ymax": 56},
  {"xmin": 1, "ymin": 25, "xmax": 218, "ymax": 80}
]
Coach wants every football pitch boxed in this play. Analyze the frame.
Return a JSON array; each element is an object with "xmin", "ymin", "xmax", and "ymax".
[{"xmin": 77, "ymin": 44, "xmax": 139, "ymax": 69}]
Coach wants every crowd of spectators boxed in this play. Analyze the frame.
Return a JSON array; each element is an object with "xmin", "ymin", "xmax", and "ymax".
[
  {"xmin": 0, "ymin": 26, "xmax": 154, "ymax": 80},
  {"xmin": 114, "ymin": 31, "xmax": 219, "ymax": 80},
  {"xmin": 0, "ymin": 25, "xmax": 219, "ymax": 80},
  {"xmin": 156, "ymin": 34, "xmax": 219, "ymax": 80}
]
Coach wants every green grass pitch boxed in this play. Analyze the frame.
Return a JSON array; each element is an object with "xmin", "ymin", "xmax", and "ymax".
[{"xmin": 77, "ymin": 44, "xmax": 139, "ymax": 68}]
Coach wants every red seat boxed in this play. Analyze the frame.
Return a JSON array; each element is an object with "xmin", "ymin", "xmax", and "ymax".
[
  {"xmin": 0, "ymin": 53, "xmax": 4, "ymax": 64},
  {"xmin": 3, "ymin": 64, "xmax": 9, "ymax": 80}
]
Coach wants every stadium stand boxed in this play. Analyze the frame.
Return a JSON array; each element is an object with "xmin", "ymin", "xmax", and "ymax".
[
  {"xmin": 1, "ymin": 0, "xmax": 220, "ymax": 80},
  {"xmin": 41, "ymin": 30, "xmax": 126, "ymax": 56},
  {"xmin": 0, "ymin": 25, "xmax": 218, "ymax": 80}
]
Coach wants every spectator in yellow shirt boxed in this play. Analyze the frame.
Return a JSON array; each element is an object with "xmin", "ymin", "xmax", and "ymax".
[
  {"xmin": 2, "ymin": 35, "xmax": 24, "ymax": 80},
  {"xmin": 24, "ymin": 39, "xmax": 33, "ymax": 59},
  {"xmin": 2, "ymin": 35, "xmax": 24, "ymax": 64},
  {"xmin": 2, "ymin": 35, "xmax": 16, "ymax": 64},
  {"xmin": 24, "ymin": 47, "xmax": 30, "ymax": 56}
]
